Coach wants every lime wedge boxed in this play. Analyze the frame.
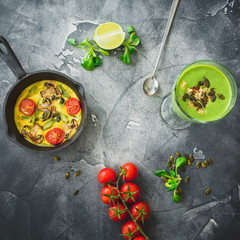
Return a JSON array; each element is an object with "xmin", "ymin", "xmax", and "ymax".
[{"xmin": 93, "ymin": 22, "xmax": 126, "ymax": 50}]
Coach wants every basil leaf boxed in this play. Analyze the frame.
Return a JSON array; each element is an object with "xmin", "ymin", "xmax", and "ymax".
[
  {"xmin": 68, "ymin": 38, "xmax": 77, "ymax": 46},
  {"xmin": 99, "ymin": 49, "xmax": 109, "ymax": 56},
  {"xmin": 81, "ymin": 50, "xmax": 94, "ymax": 71},
  {"xmin": 80, "ymin": 37, "xmax": 92, "ymax": 48},
  {"xmin": 131, "ymin": 37, "xmax": 140, "ymax": 46},
  {"xmin": 168, "ymin": 182, "xmax": 178, "ymax": 191},
  {"xmin": 128, "ymin": 45, "xmax": 135, "ymax": 54},
  {"xmin": 93, "ymin": 56, "xmax": 102, "ymax": 67},
  {"xmin": 127, "ymin": 26, "xmax": 135, "ymax": 33},
  {"xmin": 120, "ymin": 47, "xmax": 130, "ymax": 65},
  {"xmin": 176, "ymin": 157, "xmax": 187, "ymax": 168},
  {"xmin": 170, "ymin": 170, "xmax": 176, "ymax": 177},
  {"xmin": 154, "ymin": 170, "xmax": 170, "ymax": 178},
  {"xmin": 173, "ymin": 191, "xmax": 181, "ymax": 203}
]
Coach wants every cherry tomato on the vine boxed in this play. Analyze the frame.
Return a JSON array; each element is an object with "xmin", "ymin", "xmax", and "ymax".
[
  {"xmin": 133, "ymin": 237, "xmax": 146, "ymax": 240},
  {"xmin": 108, "ymin": 202, "xmax": 128, "ymax": 222},
  {"xmin": 98, "ymin": 168, "xmax": 117, "ymax": 184},
  {"xmin": 130, "ymin": 201, "xmax": 150, "ymax": 222},
  {"xmin": 121, "ymin": 163, "xmax": 138, "ymax": 181},
  {"xmin": 120, "ymin": 183, "xmax": 140, "ymax": 203},
  {"xmin": 122, "ymin": 220, "xmax": 142, "ymax": 240},
  {"xmin": 101, "ymin": 185, "xmax": 119, "ymax": 205}
]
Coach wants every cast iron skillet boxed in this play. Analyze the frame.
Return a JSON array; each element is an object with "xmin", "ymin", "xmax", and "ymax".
[{"xmin": 0, "ymin": 36, "xmax": 87, "ymax": 152}]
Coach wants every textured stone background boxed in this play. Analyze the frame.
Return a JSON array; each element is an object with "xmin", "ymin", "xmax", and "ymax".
[{"xmin": 0, "ymin": 0, "xmax": 240, "ymax": 239}]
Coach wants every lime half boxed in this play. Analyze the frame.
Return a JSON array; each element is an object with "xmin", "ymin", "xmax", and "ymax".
[{"xmin": 93, "ymin": 22, "xmax": 126, "ymax": 50}]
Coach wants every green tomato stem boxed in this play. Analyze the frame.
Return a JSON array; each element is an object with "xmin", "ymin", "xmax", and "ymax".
[{"xmin": 116, "ymin": 174, "xmax": 149, "ymax": 240}]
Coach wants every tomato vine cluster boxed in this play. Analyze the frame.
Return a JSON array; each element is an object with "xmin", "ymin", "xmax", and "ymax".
[{"xmin": 98, "ymin": 163, "xmax": 150, "ymax": 240}]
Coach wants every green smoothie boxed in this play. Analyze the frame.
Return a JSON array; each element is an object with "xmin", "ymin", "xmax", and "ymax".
[{"xmin": 171, "ymin": 61, "xmax": 236, "ymax": 123}]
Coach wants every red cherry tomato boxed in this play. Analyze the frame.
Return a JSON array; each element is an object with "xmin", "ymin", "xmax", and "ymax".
[
  {"xmin": 122, "ymin": 220, "xmax": 142, "ymax": 239},
  {"xmin": 101, "ymin": 185, "xmax": 119, "ymax": 205},
  {"xmin": 45, "ymin": 128, "xmax": 65, "ymax": 145},
  {"xmin": 65, "ymin": 97, "xmax": 81, "ymax": 115},
  {"xmin": 130, "ymin": 201, "xmax": 150, "ymax": 222},
  {"xmin": 120, "ymin": 183, "xmax": 140, "ymax": 203},
  {"xmin": 108, "ymin": 203, "xmax": 127, "ymax": 222},
  {"xmin": 121, "ymin": 163, "xmax": 138, "ymax": 181},
  {"xmin": 133, "ymin": 237, "xmax": 146, "ymax": 240},
  {"xmin": 19, "ymin": 99, "xmax": 36, "ymax": 116},
  {"xmin": 98, "ymin": 168, "xmax": 117, "ymax": 184}
]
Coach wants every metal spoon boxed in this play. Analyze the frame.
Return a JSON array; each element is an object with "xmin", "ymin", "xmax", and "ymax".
[{"xmin": 143, "ymin": 0, "xmax": 180, "ymax": 96}]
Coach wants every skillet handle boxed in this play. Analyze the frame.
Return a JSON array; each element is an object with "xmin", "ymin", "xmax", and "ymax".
[{"xmin": 0, "ymin": 36, "xmax": 26, "ymax": 80}]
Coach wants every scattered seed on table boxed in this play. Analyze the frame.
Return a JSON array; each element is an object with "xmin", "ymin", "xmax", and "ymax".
[
  {"xmin": 196, "ymin": 161, "xmax": 201, "ymax": 168},
  {"xmin": 187, "ymin": 160, "xmax": 192, "ymax": 165},
  {"xmin": 174, "ymin": 157, "xmax": 177, "ymax": 164},
  {"xmin": 74, "ymin": 170, "xmax": 82, "ymax": 176},
  {"xmin": 204, "ymin": 160, "xmax": 209, "ymax": 166},
  {"xmin": 205, "ymin": 189, "xmax": 211, "ymax": 195},
  {"xmin": 167, "ymin": 160, "xmax": 172, "ymax": 168},
  {"xmin": 178, "ymin": 187, "xmax": 183, "ymax": 195},
  {"xmin": 169, "ymin": 166, "xmax": 175, "ymax": 171},
  {"xmin": 184, "ymin": 154, "xmax": 190, "ymax": 159},
  {"xmin": 190, "ymin": 154, "xmax": 194, "ymax": 162},
  {"xmin": 73, "ymin": 190, "xmax": 79, "ymax": 195},
  {"xmin": 208, "ymin": 158, "xmax": 213, "ymax": 164},
  {"xmin": 53, "ymin": 155, "xmax": 60, "ymax": 161},
  {"xmin": 176, "ymin": 152, "xmax": 181, "ymax": 157},
  {"xmin": 161, "ymin": 177, "xmax": 168, "ymax": 183},
  {"xmin": 170, "ymin": 156, "xmax": 174, "ymax": 162},
  {"xmin": 185, "ymin": 176, "xmax": 190, "ymax": 184},
  {"xmin": 65, "ymin": 172, "xmax": 70, "ymax": 179},
  {"xmin": 201, "ymin": 162, "xmax": 207, "ymax": 168}
]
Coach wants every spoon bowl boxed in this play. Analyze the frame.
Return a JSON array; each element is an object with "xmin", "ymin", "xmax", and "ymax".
[{"xmin": 143, "ymin": 77, "xmax": 159, "ymax": 96}]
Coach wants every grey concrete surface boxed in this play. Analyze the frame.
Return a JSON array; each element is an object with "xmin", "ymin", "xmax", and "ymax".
[{"xmin": 0, "ymin": 0, "xmax": 240, "ymax": 239}]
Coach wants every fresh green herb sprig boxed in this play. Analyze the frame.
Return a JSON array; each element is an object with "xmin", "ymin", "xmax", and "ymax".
[
  {"xmin": 154, "ymin": 157, "xmax": 187, "ymax": 203},
  {"xmin": 120, "ymin": 26, "xmax": 141, "ymax": 65},
  {"xmin": 68, "ymin": 37, "xmax": 109, "ymax": 71}
]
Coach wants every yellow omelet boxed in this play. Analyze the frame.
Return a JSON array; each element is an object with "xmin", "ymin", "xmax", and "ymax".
[{"xmin": 14, "ymin": 80, "xmax": 81, "ymax": 147}]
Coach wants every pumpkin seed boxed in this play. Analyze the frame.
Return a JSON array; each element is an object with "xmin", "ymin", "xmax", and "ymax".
[
  {"xmin": 203, "ymin": 93, "xmax": 208, "ymax": 103},
  {"xmin": 178, "ymin": 187, "xmax": 183, "ymax": 195},
  {"xmin": 189, "ymin": 154, "xmax": 194, "ymax": 162},
  {"xmin": 208, "ymin": 90, "xmax": 215, "ymax": 96},
  {"xmin": 204, "ymin": 77, "xmax": 210, "ymax": 88},
  {"xmin": 161, "ymin": 177, "xmax": 168, "ymax": 183},
  {"xmin": 167, "ymin": 160, "xmax": 172, "ymax": 168},
  {"xmin": 189, "ymin": 95, "xmax": 196, "ymax": 101},
  {"xmin": 204, "ymin": 160, "xmax": 209, "ymax": 166},
  {"xmin": 74, "ymin": 170, "xmax": 82, "ymax": 176},
  {"xmin": 42, "ymin": 111, "xmax": 51, "ymax": 121},
  {"xmin": 182, "ymin": 94, "xmax": 189, "ymax": 102},
  {"xmin": 181, "ymin": 166, "xmax": 186, "ymax": 172},
  {"xmin": 200, "ymin": 99, "xmax": 206, "ymax": 108},
  {"xmin": 176, "ymin": 152, "xmax": 181, "ymax": 157},
  {"xmin": 73, "ymin": 190, "xmax": 79, "ymax": 195},
  {"xmin": 187, "ymin": 160, "xmax": 192, "ymax": 165},
  {"xmin": 65, "ymin": 172, "xmax": 70, "ymax": 179},
  {"xmin": 53, "ymin": 155, "xmax": 60, "ymax": 161},
  {"xmin": 217, "ymin": 94, "xmax": 225, "ymax": 100},
  {"xmin": 208, "ymin": 158, "xmax": 213, "ymax": 164},
  {"xmin": 170, "ymin": 156, "xmax": 174, "ymax": 162},
  {"xmin": 169, "ymin": 166, "xmax": 175, "ymax": 171},
  {"xmin": 196, "ymin": 161, "xmax": 201, "ymax": 168},
  {"xmin": 184, "ymin": 154, "xmax": 189, "ymax": 159},
  {"xmin": 185, "ymin": 176, "xmax": 190, "ymax": 184},
  {"xmin": 205, "ymin": 189, "xmax": 211, "ymax": 195},
  {"xmin": 196, "ymin": 102, "xmax": 202, "ymax": 109},
  {"xmin": 198, "ymin": 81, "xmax": 204, "ymax": 86},
  {"xmin": 201, "ymin": 162, "xmax": 206, "ymax": 168},
  {"xmin": 210, "ymin": 95, "xmax": 216, "ymax": 102}
]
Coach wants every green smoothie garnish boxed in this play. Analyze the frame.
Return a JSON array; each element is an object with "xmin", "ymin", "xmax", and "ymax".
[{"xmin": 180, "ymin": 76, "xmax": 225, "ymax": 115}]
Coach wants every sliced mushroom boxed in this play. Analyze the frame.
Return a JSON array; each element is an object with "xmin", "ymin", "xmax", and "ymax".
[
  {"xmin": 70, "ymin": 119, "xmax": 78, "ymax": 130},
  {"xmin": 44, "ymin": 82, "xmax": 55, "ymax": 88},
  {"xmin": 40, "ymin": 87, "xmax": 56, "ymax": 99},
  {"xmin": 21, "ymin": 125, "xmax": 31, "ymax": 137}
]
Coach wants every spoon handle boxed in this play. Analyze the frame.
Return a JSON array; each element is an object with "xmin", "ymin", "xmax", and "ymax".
[{"xmin": 152, "ymin": 0, "xmax": 180, "ymax": 76}]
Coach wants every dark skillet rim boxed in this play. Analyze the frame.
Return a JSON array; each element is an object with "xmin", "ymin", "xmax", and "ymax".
[{"xmin": 3, "ymin": 70, "xmax": 87, "ymax": 153}]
